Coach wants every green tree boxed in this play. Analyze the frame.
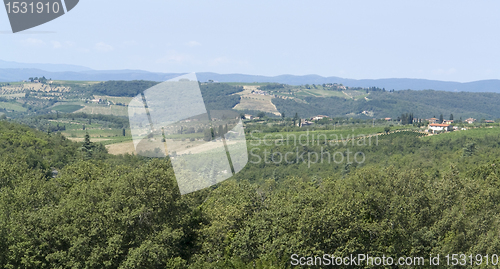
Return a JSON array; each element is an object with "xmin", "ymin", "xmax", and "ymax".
[
  {"xmin": 293, "ymin": 112, "xmax": 299, "ymax": 126},
  {"xmin": 81, "ymin": 132, "xmax": 93, "ymax": 160},
  {"xmin": 462, "ymin": 142, "xmax": 476, "ymax": 157},
  {"xmin": 203, "ymin": 128, "xmax": 212, "ymax": 141}
]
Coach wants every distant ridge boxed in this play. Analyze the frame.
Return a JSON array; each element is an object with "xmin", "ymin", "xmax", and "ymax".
[
  {"xmin": 0, "ymin": 60, "xmax": 92, "ymax": 72},
  {"xmin": 1, "ymin": 63, "xmax": 500, "ymax": 93}
]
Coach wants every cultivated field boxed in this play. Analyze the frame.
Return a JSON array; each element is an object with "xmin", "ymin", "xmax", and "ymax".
[
  {"xmin": 106, "ymin": 138, "xmax": 227, "ymax": 156},
  {"xmin": 74, "ymin": 104, "xmax": 129, "ymax": 116},
  {"xmin": 0, "ymin": 83, "xmax": 70, "ymax": 94},
  {"xmin": 52, "ymin": 105, "xmax": 84, "ymax": 113},
  {"xmin": 233, "ymin": 86, "xmax": 281, "ymax": 115},
  {"xmin": 0, "ymin": 101, "xmax": 27, "ymax": 112}
]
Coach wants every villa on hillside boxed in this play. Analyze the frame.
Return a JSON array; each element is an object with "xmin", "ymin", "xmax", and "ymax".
[
  {"xmin": 443, "ymin": 120, "xmax": 454, "ymax": 124},
  {"xmin": 427, "ymin": 118, "xmax": 439, "ymax": 124},
  {"xmin": 465, "ymin": 118, "xmax": 476, "ymax": 124},
  {"xmin": 428, "ymin": 123, "xmax": 451, "ymax": 133},
  {"xmin": 311, "ymin": 115, "xmax": 329, "ymax": 121},
  {"xmin": 300, "ymin": 119, "xmax": 313, "ymax": 126}
]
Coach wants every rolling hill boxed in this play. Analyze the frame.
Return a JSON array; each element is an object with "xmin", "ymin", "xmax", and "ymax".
[{"xmin": 1, "ymin": 60, "xmax": 500, "ymax": 92}]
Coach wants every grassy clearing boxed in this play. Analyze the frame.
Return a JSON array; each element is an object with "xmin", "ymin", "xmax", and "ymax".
[
  {"xmin": 0, "ymin": 93, "xmax": 25, "ymax": 98},
  {"xmin": 106, "ymin": 137, "xmax": 213, "ymax": 155},
  {"xmin": 63, "ymin": 128, "xmax": 133, "ymax": 146},
  {"xmin": 106, "ymin": 141, "xmax": 136, "ymax": 155},
  {"xmin": 60, "ymin": 120, "xmax": 132, "ymax": 145},
  {"xmin": 302, "ymin": 89, "xmax": 346, "ymax": 98},
  {"xmin": 52, "ymin": 105, "xmax": 84, "ymax": 113},
  {"xmin": 94, "ymin": 95, "xmax": 134, "ymax": 105},
  {"xmin": 354, "ymin": 94, "xmax": 369, "ymax": 100},
  {"xmin": 234, "ymin": 97, "xmax": 280, "ymax": 115},
  {"xmin": 74, "ymin": 104, "xmax": 128, "ymax": 116},
  {"xmin": 422, "ymin": 127, "xmax": 500, "ymax": 142},
  {"xmin": 0, "ymin": 81, "xmax": 25, "ymax": 85},
  {"xmin": 343, "ymin": 90, "xmax": 366, "ymax": 98},
  {"xmin": 248, "ymin": 125, "xmax": 413, "ymax": 143},
  {"xmin": 0, "ymin": 102, "xmax": 27, "ymax": 112}
]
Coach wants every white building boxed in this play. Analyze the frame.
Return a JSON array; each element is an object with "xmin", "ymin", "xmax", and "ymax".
[{"xmin": 428, "ymin": 123, "xmax": 451, "ymax": 133}]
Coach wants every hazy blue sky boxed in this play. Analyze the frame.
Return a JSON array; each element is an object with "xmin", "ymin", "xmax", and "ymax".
[{"xmin": 1, "ymin": 0, "xmax": 499, "ymax": 82}]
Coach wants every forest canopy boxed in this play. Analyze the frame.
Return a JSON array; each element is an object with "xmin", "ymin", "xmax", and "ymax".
[{"xmin": 2, "ymin": 119, "xmax": 500, "ymax": 267}]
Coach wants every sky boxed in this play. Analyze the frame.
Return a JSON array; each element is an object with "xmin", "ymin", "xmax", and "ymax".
[{"xmin": 1, "ymin": 0, "xmax": 499, "ymax": 82}]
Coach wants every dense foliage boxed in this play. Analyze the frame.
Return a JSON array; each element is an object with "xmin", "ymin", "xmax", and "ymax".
[
  {"xmin": 84, "ymin": 80, "xmax": 160, "ymax": 97},
  {"xmin": 3, "ymin": 120, "xmax": 500, "ymax": 268},
  {"xmin": 273, "ymin": 89, "xmax": 500, "ymax": 119},
  {"xmin": 73, "ymin": 80, "xmax": 243, "ymax": 111},
  {"xmin": 200, "ymin": 83, "xmax": 243, "ymax": 110}
]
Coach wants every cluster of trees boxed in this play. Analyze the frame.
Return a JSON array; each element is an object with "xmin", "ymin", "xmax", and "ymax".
[
  {"xmin": 75, "ymin": 80, "xmax": 245, "ymax": 114},
  {"xmin": 259, "ymin": 83, "xmax": 286, "ymax": 91},
  {"xmin": 273, "ymin": 96, "xmax": 359, "ymax": 119},
  {"xmin": 28, "ymin": 76, "xmax": 48, "ymax": 83},
  {"xmin": 13, "ymin": 113, "xmax": 130, "ymax": 133},
  {"xmin": 398, "ymin": 112, "xmax": 415, "ymax": 125},
  {"xmin": 202, "ymin": 124, "xmax": 229, "ymax": 141},
  {"xmin": 81, "ymin": 80, "xmax": 160, "ymax": 97},
  {"xmin": 366, "ymin": 86, "xmax": 385, "ymax": 92},
  {"xmin": 368, "ymin": 90, "xmax": 500, "ymax": 119},
  {"xmin": 200, "ymin": 83, "xmax": 244, "ymax": 110}
]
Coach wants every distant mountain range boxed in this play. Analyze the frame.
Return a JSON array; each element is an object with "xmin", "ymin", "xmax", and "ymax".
[
  {"xmin": 1, "ymin": 60, "xmax": 500, "ymax": 93},
  {"xmin": 0, "ymin": 60, "xmax": 92, "ymax": 72}
]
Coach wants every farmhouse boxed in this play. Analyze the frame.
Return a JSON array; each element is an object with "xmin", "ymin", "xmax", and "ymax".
[
  {"xmin": 465, "ymin": 118, "xmax": 476, "ymax": 124},
  {"xmin": 427, "ymin": 118, "xmax": 439, "ymax": 124},
  {"xmin": 311, "ymin": 115, "xmax": 329, "ymax": 121},
  {"xmin": 428, "ymin": 123, "xmax": 451, "ymax": 133},
  {"xmin": 300, "ymin": 119, "xmax": 313, "ymax": 126}
]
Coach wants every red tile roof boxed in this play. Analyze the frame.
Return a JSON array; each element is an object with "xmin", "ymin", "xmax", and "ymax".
[{"xmin": 429, "ymin": 124, "xmax": 450, "ymax": 127}]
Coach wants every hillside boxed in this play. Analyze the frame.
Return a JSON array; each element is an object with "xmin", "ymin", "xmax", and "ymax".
[
  {"xmin": 3, "ymin": 79, "xmax": 500, "ymax": 121},
  {"xmin": 2, "ymin": 66, "xmax": 500, "ymax": 92},
  {"xmin": 272, "ymin": 89, "xmax": 500, "ymax": 120}
]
